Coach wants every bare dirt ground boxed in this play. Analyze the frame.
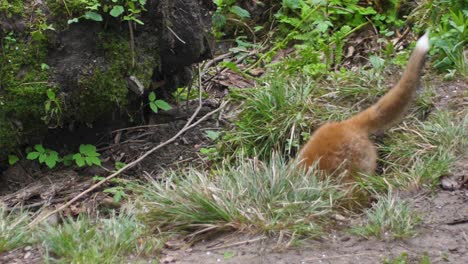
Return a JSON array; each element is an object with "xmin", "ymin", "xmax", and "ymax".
[{"xmin": 0, "ymin": 79, "xmax": 466, "ymax": 264}]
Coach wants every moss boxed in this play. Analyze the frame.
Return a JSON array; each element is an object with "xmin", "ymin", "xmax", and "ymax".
[
  {"xmin": 46, "ymin": 0, "xmax": 101, "ymax": 29},
  {"xmin": 0, "ymin": 0, "xmax": 24, "ymax": 17},
  {"xmin": 71, "ymin": 34, "xmax": 128, "ymax": 122},
  {"xmin": 0, "ymin": 110, "xmax": 17, "ymax": 158},
  {"xmin": 73, "ymin": 33, "xmax": 158, "ymax": 122},
  {"xmin": 0, "ymin": 33, "xmax": 50, "ymax": 158}
]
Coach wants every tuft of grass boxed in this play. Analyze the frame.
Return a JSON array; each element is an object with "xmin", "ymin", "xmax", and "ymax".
[
  {"xmin": 137, "ymin": 156, "xmax": 352, "ymax": 238},
  {"xmin": 374, "ymin": 110, "xmax": 467, "ymax": 190},
  {"xmin": 39, "ymin": 209, "xmax": 161, "ymax": 263},
  {"xmin": 221, "ymin": 76, "xmax": 323, "ymax": 159},
  {"xmin": 0, "ymin": 206, "xmax": 33, "ymax": 253},
  {"xmin": 350, "ymin": 193, "xmax": 420, "ymax": 239}
]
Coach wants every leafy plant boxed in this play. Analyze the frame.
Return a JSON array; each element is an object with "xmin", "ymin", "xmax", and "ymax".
[
  {"xmin": 148, "ymin": 92, "xmax": 172, "ymax": 113},
  {"xmin": 411, "ymin": 0, "xmax": 467, "ymax": 77},
  {"xmin": 42, "ymin": 89, "xmax": 62, "ymax": 127},
  {"xmin": 108, "ymin": 0, "xmax": 147, "ymax": 25},
  {"xmin": 72, "ymin": 144, "xmax": 101, "ymax": 167},
  {"xmin": 7, "ymin": 155, "xmax": 19, "ymax": 165},
  {"xmin": 212, "ymin": 0, "xmax": 251, "ymax": 38},
  {"xmin": 103, "ymin": 186, "xmax": 126, "ymax": 203},
  {"xmin": 26, "ymin": 144, "xmax": 60, "ymax": 169}
]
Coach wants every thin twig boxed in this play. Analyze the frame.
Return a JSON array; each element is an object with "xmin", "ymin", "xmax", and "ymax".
[
  {"xmin": 208, "ymin": 236, "xmax": 267, "ymax": 250},
  {"xmin": 182, "ymin": 65, "xmax": 203, "ymax": 131},
  {"xmin": 167, "ymin": 26, "xmax": 186, "ymax": 44},
  {"xmin": 28, "ymin": 100, "xmax": 228, "ymax": 228},
  {"xmin": 111, "ymin": 124, "xmax": 165, "ymax": 133}
]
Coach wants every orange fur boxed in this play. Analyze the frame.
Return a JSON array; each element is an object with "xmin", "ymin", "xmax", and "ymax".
[{"xmin": 298, "ymin": 33, "xmax": 430, "ymax": 182}]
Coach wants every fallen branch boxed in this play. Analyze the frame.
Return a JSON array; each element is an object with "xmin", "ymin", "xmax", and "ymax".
[{"xmin": 28, "ymin": 100, "xmax": 228, "ymax": 228}]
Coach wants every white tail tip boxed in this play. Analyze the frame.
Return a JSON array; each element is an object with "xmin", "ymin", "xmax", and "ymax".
[{"xmin": 416, "ymin": 31, "xmax": 430, "ymax": 52}]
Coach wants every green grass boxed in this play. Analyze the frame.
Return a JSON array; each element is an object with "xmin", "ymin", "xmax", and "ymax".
[
  {"xmin": 38, "ymin": 209, "xmax": 161, "ymax": 264},
  {"xmin": 374, "ymin": 110, "xmax": 467, "ymax": 190},
  {"xmin": 137, "ymin": 156, "xmax": 355, "ymax": 239},
  {"xmin": 350, "ymin": 193, "xmax": 421, "ymax": 239},
  {"xmin": 0, "ymin": 206, "xmax": 33, "ymax": 253}
]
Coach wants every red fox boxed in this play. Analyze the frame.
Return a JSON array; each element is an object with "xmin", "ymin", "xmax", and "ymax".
[{"xmin": 298, "ymin": 33, "xmax": 430, "ymax": 183}]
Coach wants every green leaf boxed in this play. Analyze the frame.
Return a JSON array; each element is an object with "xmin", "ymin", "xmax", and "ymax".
[
  {"xmin": 212, "ymin": 12, "xmax": 226, "ymax": 29},
  {"xmin": 63, "ymin": 154, "xmax": 74, "ymax": 166},
  {"xmin": 149, "ymin": 102, "xmax": 158, "ymax": 113},
  {"xmin": 27, "ymin": 152, "xmax": 40, "ymax": 160},
  {"xmin": 34, "ymin": 144, "xmax": 45, "ymax": 153},
  {"xmin": 45, "ymin": 157, "xmax": 57, "ymax": 168},
  {"xmin": 155, "ymin": 100, "xmax": 172, "ymax": 111},
  {"xmin": 67, "ymin": 18, "xmax": 79, "ymax": 24},
  {"xmin": 148, "ymin": 92, "xmax": 156, "ymax": 102},
  {"xmin": 39, "ymin": 153, "xmax": 47, "ymax": 163},
  {"xmin": 41, "ymin": 63, "xmax": 50, "ymax": 71},
  {"xmin": 84, "ymin": 11, "xmax": 103, "ymax": 22},
  {"xmin": 200, "ymin": 148, "xmax": 215, "ymax": 155},
  {"xmin": 123, "ymin": 15, "xmax": 144, "ymax": 25},
  {"xmin": 369, "ymin": 55, "xmax": 385, "ymax": 70},
  {"xmin": 93, "ymin": 175, "xmax": 105, "ymax": 181},
  {"xmin": 139, "ymin": 0, "xmax": 147, "ymax": 5},
  {"xmin": 110, "ymin": 5, "xmax": 125, "ymax": 17},
  {"xmin": 283, "ymin": 0, "xmax": 301, "ymax": 10},
  {"xmin": 79, "ymin": 144, "xmax": 97, "ymax": 155},
  {"xmin": 46, "ymin": 89, "xmax": 55, "ymax": 100},
  {"xmin": 229, "ymin": 6, "xmax": 250, "ymax": 19},
  {"xmin": 315, "ymin": 20, "xmax": 332, "ymax": 33},
  {"xmin": 86, "ymin": 156, "xmax": 102, "ymax": 166},
  {"xmin": 8, "ymin": 155, "xmax": 19, "ymax": 165},
  {"xmin": 49, "ymin": 151, "xmax": 59, "ymax": 160},
  {"xmin": 205, "ymin": 130, "xmax": 221, "ymax": 140},
  {"xmin": 220, "ymin": 61, "xmax": 241, "ymax": 73},
  {"xmin": 115, "ymin": 161, "xmax": 126, "ymax": 170},
  {"xmin": 73, "ymin": 153, "xmax": 85, "ymax": 167}
]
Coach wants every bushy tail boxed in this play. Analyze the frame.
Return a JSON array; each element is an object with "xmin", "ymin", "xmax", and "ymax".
[{"xmin": 349, "ymin": 32, "xmax": 430, "ymax": 133}]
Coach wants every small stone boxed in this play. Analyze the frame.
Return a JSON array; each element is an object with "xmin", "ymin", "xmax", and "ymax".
[
  {"xmin": 24, "ymin": 252, "xmax": 31, "ymax": 259},
  {"xmin": 161, "ymin": 256, "xmax": 176, "ymax": 263}
]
